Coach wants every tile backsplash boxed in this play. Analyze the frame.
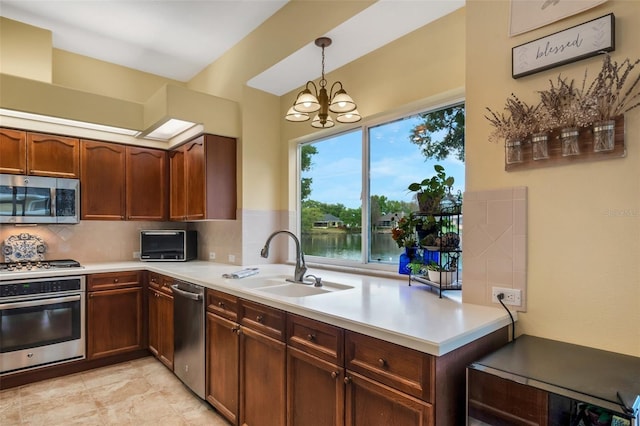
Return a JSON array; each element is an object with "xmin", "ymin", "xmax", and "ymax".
[{"xmin": 462, "ymin": 186, "xmax": 527, "ymax": 311}]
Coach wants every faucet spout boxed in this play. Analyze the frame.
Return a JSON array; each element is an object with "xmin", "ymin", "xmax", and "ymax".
[{"xmin": 261, "ymin": 230, "xmax": 307, "ymax": 283}]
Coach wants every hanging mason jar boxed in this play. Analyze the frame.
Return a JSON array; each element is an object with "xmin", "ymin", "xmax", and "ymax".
[
  {"xmin": 505, "ymin": 139, "xmax": 523, "ymax": 164},
  {"xmin": 531, "ymin": 132, "xmax": 549, "ymax": 160},
  {"xmin": 560, "ymin": 128, "xmax": 580, "ymax": 156},
  {"xmin": 593, "ymin": 120, "xmax": 615, "ymax": 152}
]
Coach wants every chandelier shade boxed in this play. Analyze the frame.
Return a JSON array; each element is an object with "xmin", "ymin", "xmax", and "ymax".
[{"xmin": 286, "ymin": 37, "xmax": 361, "ymax": 128}]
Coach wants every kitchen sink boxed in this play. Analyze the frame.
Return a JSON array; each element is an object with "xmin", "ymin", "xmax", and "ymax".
[{"xmin": 253, "ymin": 281, "xmax": 354, "ymax": 298}]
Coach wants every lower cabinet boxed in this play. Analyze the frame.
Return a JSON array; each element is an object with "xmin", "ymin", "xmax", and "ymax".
[
  {"xmin": 205, "ymin": 288, "xmax": 508, "ymax": 426},
  {"xmin": 147, "ymin": 272, "xmax": 174, "ymax": 369},
  {"xmin": 87, "ymin": 271, "xmax": 143, "ymax": 360},
  {"xmin": 205, "ymin": 290, "xmax": 286, "ymax": 426}
]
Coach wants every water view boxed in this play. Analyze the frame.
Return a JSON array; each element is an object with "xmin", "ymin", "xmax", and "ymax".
[{"xmin": 302, "ymin": 233, "xmax": 401, "ymax": 263}]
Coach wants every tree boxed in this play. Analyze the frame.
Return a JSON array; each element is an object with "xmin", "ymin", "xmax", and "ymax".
[
  {"xmin": 409, "ymin": 104, "xmax": 465, "ymax": 162},
  {"xmin": 301, "ymin": 144, "xmax": 318, "ymax": 201}
]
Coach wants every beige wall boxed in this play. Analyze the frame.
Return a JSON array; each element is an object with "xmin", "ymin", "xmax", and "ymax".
[
  {"xmin": 466, "ymin": 0, "xmax": 639, "ymax": 356},
  {"xmin": 0, "ymin": 18, "xmax": 52, "ymax": 83}
]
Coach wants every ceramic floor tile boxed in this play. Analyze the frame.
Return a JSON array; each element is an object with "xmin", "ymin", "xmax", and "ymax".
[{"xmin": 2, "ymin": 357, "xmax": 231, "ymax": 426}]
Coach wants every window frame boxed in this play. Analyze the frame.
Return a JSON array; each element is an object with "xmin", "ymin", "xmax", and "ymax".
[{"xmin": 293, "ymin": 93, "xmax": 465, "ymax": 272}]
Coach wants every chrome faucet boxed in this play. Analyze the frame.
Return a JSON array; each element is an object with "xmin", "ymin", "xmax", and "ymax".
[{"xmin": 260, "ymin": 230, "xmax": 308, "ymax": 283}]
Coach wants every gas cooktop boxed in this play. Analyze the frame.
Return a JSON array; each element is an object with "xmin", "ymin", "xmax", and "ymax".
[{"xmin": 0, "ymin": 259, "xmax": 82, "ymax": 272}]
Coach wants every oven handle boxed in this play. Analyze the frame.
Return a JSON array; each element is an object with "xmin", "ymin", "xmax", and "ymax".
[{"xmin": 0, "ymin": 294, "xmax": 81, "ymax": 310}]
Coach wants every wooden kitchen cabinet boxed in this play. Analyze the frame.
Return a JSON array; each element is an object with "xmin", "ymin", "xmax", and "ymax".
[
  {"xmin": 81, "ymin": 140, "xmax": 168, "ymax": 220},
  {"xmin": 169, "ymin": 134, "xmax": 236, "ymax": 221},
  {"xmin": 0, "ymin": 128, "xmax": 79, "ymax": 177},
  {"xmin": 126, "ymin": 146, "xmax": 168, "ymax": 221},
  {"xmin": 87, "ymin": 271, "xmax": 143, "ymax": 360},
  {"xmin": 205, "ymin": 290, "xmax": 286, "ymax": 426},
  {"xmin": 344, "ymin": 330, "xmax": 434, "ymax": 426},
  {"xmin": 81, "ymin": 140, "xmax": 126, "ymax": 220},
  {"xmin": 0, "ymin": 128, "xmax": 27, "ymax": 174},
  {"xmin": 287, "ymin": 314, "xmax": 345, "ymax": 426},
  {"xmin": 147, "ymin": 272, "xmax": 174, "ymax": 369}
]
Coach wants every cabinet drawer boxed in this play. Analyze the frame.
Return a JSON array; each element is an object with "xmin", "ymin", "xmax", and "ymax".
[
  {"xmin": 345, "ymin": 331, "xmax": 434, "ymax": 402},
  {"xmin": 238, "ymin": 299, "xmax": 285, "ymax": 341},
  {"xmin": 148, "ymin": 271, "xmax": 173, "ymax": 295},
  {"xmin": 287, "ymin": 314, "xmax": 344, "ymax": 365},
  {"xmin": 206, "ymin": 289, "xmax": 238, "ymax": 322},
  {"xmin": 88, "ymin": 271, "xmax": 141, "ymax": 291}
]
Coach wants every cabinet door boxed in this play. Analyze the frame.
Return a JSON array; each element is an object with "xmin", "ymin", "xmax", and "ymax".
[
  {"xmin": 80, "ymin": 140, "xmax": 126, "ymax": 220},
  {"xmin": 239, "ymin": 326, "xmax": 286, "ymax": 426},
  {"xmin": 184, "ymin": 137, "xmax": 205, "ymax": 220},
  {"xmin": 157, "ymin": 290, "xmax": 174, "ymax": 369},
  {"xmin": 87, "ymin": 286, "xmax": 143, "ymax": 359},
  {"xmin": 467, "ymin": 368, "xmax": 548, "ymax": 426},
  {"xmin": 203, "ymin": 134, "xmax": 236, "ymax": 220},
  {"xmin": 344, "ymin": 371, "xmax": 433, "ymax": 426},
  {"xmin": 126, "ymin": 146, "xmax": 167, "ymax": 221},
  {"xmin": 0, "ymin": 128, "xmax": 27, "ymax": 174},
  {"xmin": 206, "ymin": 312, "xmax": 240, "ymax": 425},
  {"xmin": 287, "ymin": 346, "xmax": 345, "ymax": 426},
  {"xmin": 27, "ymin": 132, "xmax": 80, "ymax": 178},
  {"xmin": 169, "ymin": 148, "xmax": 186, "ymax": 221}
]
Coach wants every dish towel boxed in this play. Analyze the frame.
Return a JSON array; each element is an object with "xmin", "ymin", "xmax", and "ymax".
[{"xmin": 222, "ymin": 268, "xmax": 259, "ymax": 279}]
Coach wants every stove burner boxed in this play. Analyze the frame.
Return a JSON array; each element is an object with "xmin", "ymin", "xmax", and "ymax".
[{"xmin": 0, "ymin": 259, "xmax": 82, "ymax": 272}]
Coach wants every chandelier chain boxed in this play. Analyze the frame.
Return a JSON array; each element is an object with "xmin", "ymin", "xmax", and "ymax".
[{"xmin": 320, "ymin": 44, "xmax": 327, "ymax": 88}]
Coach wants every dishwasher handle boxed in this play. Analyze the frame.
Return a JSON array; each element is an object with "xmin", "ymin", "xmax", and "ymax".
[{"xmin": 171, "ymin": 284, "xmax": 203, "ymax": 301}]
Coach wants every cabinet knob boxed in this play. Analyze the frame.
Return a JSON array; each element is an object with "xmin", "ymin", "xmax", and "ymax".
[
  {"xmin": 218, "ymin": 301, "xmax": 225, "ymax": 308},
  {"xmin": 343, "ymin": 376, "xmax": 352, "ymax": 385},
  {"xmin": 256, "ymin": 314, "xmax": 264, "ymax": 324},
  {"xmin": 306, "ymin": 334, "xmax": 316, "ymax": 342},
  {"xmin": 231, "ymin": 327, "xmax": 239, "ymax": 334},
  {"xmin": 151, "ymin": 278, "xmax": 157, "ymax": 283},
  {"xmin": 330, "ymin": 371, "xmax": 339, "ymax": 379},
  {"xmin": 114, "ymin": 278, "xmax": 119, "ymax": 283},
  {"xmin": 378, "ymin": 358, "xmax": 387, "ymax": 368}
]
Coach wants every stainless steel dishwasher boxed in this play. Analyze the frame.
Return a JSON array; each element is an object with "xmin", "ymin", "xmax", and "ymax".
[{"xmin": 171, "ymin": 280, "xmax": 205, "ymax": 399}]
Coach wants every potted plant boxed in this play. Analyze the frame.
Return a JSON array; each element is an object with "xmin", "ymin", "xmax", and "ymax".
[
  {"xmin": 426, "ymin": 259, "xmax": 458, "ymax": 285},
  {"xmin": 391, "ymin": 216, "xmax": 418, "ymax": 255},
  {"xmin": 407, "ymin": 259, "xmax": 425, "ymax": 276},
  {"xmin": 407, "ymin": 164, "xmax": 456, "ymax": 214}
]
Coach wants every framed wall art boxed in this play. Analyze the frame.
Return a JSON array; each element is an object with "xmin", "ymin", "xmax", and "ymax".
[
  {"xmin": 512, "ymin": 13, "xmax": 614, "ymax": 79},
  {"xmin": 509, "ymin": 0, "xmax": 608, "ymax": 37}
]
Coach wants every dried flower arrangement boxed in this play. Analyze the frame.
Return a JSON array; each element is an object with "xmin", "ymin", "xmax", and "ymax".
[
  {"xmin": 485, "ymin": 54, "xmax": 640, "ymax": 144},
  {"xmin": 485, "ymin": 93, "xmax": 539, "ymax": 143},
  {"xmin": 584, "ymin": 55, "xmax": 640, "ymax": 122}
]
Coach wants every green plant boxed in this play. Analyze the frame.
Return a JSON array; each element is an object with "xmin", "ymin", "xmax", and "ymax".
[
  {"xmin": 408, "ymin": 165, "xmax": 455, "ymax": 213},
  {"xmin": 391, "ymin": 216, "xmax": 417, "ymax": 249},
  {"xmin": 407, "ymin": 260, "xmax": 425, "ymax": 275}
]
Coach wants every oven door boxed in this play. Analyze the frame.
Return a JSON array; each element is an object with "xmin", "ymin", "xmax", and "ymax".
[{"xmin": 0, "ymin": 293, "xmax": 85, "ymax": 374}]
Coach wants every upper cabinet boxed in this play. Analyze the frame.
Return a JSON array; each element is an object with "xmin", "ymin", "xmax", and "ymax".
[
  {"xmin": 126, "ymin": 146, "xmax": 168, "ymax": 221},
  {"xmin": 170, "ymin": 134, "xmax": 236, "ymax": 221},
  {"xmin": 0, "ymin": 128, "xmax": 80, "ymax": 178},
  {"xmin": 81, "ymin": 140, "xmax": 168, "ymax": 221}
]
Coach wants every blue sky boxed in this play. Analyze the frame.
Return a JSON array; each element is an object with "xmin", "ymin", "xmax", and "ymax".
[{"xmin": 302, "ymin": 114, "xmax": 465, "ymax": 209}]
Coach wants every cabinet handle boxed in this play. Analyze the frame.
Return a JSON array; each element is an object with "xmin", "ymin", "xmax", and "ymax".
[
  {"xmin": 378, "ymin": 358, "xmax": 387, "ymax": 367},
  {"xmin": 218, "ymin": 301, "xmax": 225, "ymax": 308},
  {"xmin": 344, "ymin": 376, "xmax": 352, "ymax": 385},
  {"xmin": 306, "ymin": 334, "xmax": 316, "ymax": 342},
  {"xmin": 231, "ymin": 327, "xmax": 239, "ymax": 334},
  {"xmin": 330, "ymin": 371, "xmax": 340, "ymax": 379},
  {"xmin": 151, "ymin": 278, "xmax": 157, "ymax": 283},
  {"xmin": 114, "ymin": 278, "xmax": 119, "ymax": 283},
  {"xmin": 256, "ymin": 314, "xmax": 264, "ymax": 323}
]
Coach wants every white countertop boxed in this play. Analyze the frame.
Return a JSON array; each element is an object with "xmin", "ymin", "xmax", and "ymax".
[{"xmin": 0, "ymin": 261, "xmax": 515, "ymax": 356}]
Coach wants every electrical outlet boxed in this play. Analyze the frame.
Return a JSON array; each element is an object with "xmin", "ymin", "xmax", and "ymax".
[
  {"xmin": 133, "ymin": 251, "xmax": 140, "ymax": 259},
  {"xmin": 209, "ymin": 252, "xmax": 216, "ymax": 260},
  {"xmin": 228, "ymin": 254, "xmax": 235, "ymax": 263},
  {"xmin": 491, "ymin": 287, "xmax": 522, "ymax": 307}
]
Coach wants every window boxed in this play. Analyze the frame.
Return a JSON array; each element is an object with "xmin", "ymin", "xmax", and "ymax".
[{"xmin": 299, "ymin": 103, "xmax": 464, "ymax": 269}]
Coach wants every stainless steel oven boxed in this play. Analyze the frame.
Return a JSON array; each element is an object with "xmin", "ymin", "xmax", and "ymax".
[{"xmin": 0, "ymin": 275, "xmax": 85, "ymax": 374}]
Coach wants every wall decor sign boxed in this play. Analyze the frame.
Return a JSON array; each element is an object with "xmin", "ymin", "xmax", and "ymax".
[
  {"xmin": 512, "ymin": 13, "xmax": 614, "ymax": 79},
  {"xmin": 509, "ymin": 0, "xmax": 608, "ymax": 37}
]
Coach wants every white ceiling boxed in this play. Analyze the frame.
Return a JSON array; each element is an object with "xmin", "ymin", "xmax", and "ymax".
[{"xmin": 0, "ymin": 0, "xmax": 464, "ymax": 96}]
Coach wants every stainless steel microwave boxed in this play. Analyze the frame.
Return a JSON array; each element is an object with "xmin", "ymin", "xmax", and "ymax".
[
  {"xmin": 0, "ymin": 174, "xmax": 80, "ymax": 224},
  {"xmin": 140, "ymin": 230, "xmax": 198, "ymax": 261}
]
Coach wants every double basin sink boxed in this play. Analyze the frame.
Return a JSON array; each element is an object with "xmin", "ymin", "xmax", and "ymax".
[{"xmin": 233, "ymin": 274, "xmax": 354, "ymax": 298}]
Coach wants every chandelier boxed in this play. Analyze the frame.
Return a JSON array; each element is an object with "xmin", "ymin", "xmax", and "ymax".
[{"xmin": 285, "ymin": 37, "xmax": 361, "ymax": 128}]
